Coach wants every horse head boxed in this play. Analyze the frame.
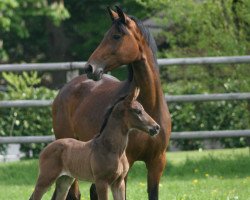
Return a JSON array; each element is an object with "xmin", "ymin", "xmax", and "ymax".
[{"xmin": 83, "ymin": 6, "xmax": 145, "ymax": 81}]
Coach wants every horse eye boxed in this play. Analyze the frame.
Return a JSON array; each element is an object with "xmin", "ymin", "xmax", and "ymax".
[{"xmin": 112, "ymin": 34, "xmax": 121, "ymax": 40}]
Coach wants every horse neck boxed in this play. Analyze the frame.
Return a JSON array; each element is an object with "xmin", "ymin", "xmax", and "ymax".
[
  {"xmin": 97, "ymin": 115, "xmax": 129, "ymax": 156},
  {"xmin": 131, "ymin": 44, "xmax": 171, "ymax": 147},
  {"xmin": 131, "ymin": 46, "xmax": 166, "ymax": 118}
]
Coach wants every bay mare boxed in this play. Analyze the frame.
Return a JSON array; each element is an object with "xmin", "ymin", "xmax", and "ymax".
[
  {"xmin": 30, "ymin": 88, "xmax": 160, "ymax": 200},
  {"xmin": 52, "ymin": 6, "xmax": 171, "ymax": 200}
]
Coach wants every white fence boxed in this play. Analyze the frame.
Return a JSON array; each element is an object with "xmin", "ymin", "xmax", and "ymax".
[{"xmin": 1, "ymin": 56, "xmax": 250, "ymax": 144}]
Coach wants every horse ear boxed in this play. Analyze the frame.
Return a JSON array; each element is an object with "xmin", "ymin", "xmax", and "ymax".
[
  {"xmin": 124, "ymin": 87, "xmax": 140, "ymax": 105},
  {"xmin": 107, "ymin": 6, "xmax": 118, "ymax": 21},
  {"xmin": 115, "ymin": 6, "xmax": 127, "ymax": 24}
]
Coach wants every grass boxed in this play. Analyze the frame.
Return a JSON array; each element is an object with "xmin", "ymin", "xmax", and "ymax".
[{"xmin": 0, "ymin": 148, "xmax": 250, "ymax": 200}]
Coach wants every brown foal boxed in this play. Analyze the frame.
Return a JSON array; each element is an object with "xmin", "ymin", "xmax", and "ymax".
[{"xmin": 30, "ymin": 88, "xmax": 160, "ymax": 200}]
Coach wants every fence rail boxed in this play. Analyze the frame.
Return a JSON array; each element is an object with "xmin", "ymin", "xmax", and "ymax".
[
  {"xmin": 0, "ymin": 62, "xmax": 86, "ymax": 72},
  {"xmin": 1, "ymin": 56, "xmax": 250, "ymax": 144},
  {"xmin": 0, "ymin": 136, "xmax": 55, "ymax": 144},
  {"xmin": 1, "ymin": 56, "xmax": 250, "ymax": 72},
  {"xmin": 158, "ymin": 55, "xmax": 250, "ymax": 66},
  {"xmin": 1, "ymin": 93, "xmax": 250, "ymax": 108},
  {"xmin": 1, "ymin": 129, "xmax": 250, "ymax": 144}
]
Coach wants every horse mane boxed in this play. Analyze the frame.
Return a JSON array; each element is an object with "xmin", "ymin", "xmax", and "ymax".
[
  {"xmin": 129, "ymin": 16, "xmax": 158, "ymax": 67},
  {"xmin": 95, "ymin": 95, "xmax": 127, "ymax": 138}
]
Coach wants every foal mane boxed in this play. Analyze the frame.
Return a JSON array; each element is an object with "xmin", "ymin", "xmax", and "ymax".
[{"xmin": 95, "ymin": 95, "xmax": 127, "ymax": 138}]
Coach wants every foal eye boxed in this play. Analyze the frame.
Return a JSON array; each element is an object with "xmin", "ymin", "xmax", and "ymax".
[
  {"xmin": 134, "ymin": 109, "xmax": 142, "ymax": 115},
  {"xmin": 112, "ymin": 34, "xmax": 121, "ymax": 40}
]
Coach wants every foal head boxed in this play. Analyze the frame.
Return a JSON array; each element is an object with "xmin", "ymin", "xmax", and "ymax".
[
  {"xmin": 115, "ymin": 87, "xmax": 160, "ymax": 136},
  {"xmin": 84, "ymin": 6, "xmax": 157, "ymax": 81}
]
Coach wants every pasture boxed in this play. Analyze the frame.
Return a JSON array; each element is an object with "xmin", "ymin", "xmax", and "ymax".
[{"xmin": 1, "ymin": 148, "xmax": 249, "ymax": 200}]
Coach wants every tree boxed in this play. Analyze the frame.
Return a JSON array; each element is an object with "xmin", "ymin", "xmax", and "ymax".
[{"xmin": 0, "ymin": 0, "xmax": 69, "ymax": 63}]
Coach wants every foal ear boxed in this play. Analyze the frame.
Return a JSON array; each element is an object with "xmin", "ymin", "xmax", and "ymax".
[
  {"xmin": 124, "ymin": 87, "xmax": 140, "ymax": 105},
  {"xmin": 132, "ymin": 87, "xmax": 140, "ymax": 101},
  {"xmin": 107, "ymin": 6, "xmax": 118, "ymax": 21},
  {"xmin": 115, "ymin": 6, "xmax": 128, "ymax": 24}
]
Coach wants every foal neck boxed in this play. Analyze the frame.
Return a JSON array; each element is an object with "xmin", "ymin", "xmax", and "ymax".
[{"xmin": 97, "ymin": 114, "xmax": 129, "ymax": 156}]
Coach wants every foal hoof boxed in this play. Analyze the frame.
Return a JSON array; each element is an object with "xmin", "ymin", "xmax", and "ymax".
[{"xmin": 66, "ymin": 193, "xmax": 81, "ymax": 200}]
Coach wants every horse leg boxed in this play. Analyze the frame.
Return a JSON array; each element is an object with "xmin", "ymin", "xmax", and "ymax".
[
  {"xmin": 90, "ymin": 184, "xmax": 98, "ymax": 200},
  {"xmin": 95, "ymin": 180, "xmax": 108, "ymax": 200},
  {"xmin": 52, "ymin": 175, "xmax": 75, "ymax": 200},
  {"xmin": 146, "ymin": 154, "xmax": 166, "ymax": 200},
  {"xmin": 111, "ymin": 179, "xmax": 126, "ymax": 200}
]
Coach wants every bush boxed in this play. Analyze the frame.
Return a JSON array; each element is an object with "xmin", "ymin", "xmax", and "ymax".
[
  {"xmin": 161, "ymin": 65, "xmax": 250, "ymax": 150},
  {"xmin": 0, "ymin": 72, "xmax": 57, "ymax": 158}
]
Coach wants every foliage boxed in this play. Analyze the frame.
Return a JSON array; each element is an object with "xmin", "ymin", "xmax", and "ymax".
[
  {"xmin": 0, "ymin": 0, "xmax": 69, "ymax": 62},
  {"xmin": 1, "ymin": 1, "xmax": 250, "ymax": 151},
  {"xmin": 160, "ymin": 64, "xmax": 250, "ymax": 150},
  {"xmin": 138, "ymin": 0, "xmax": 250, "ymax": 57},
  {"xmin": 0, "ymin": 72, "xmax": 57, "ymax": 157},
  {"xmin": 61, "ymin": 0, "xmax": 149, "ymax": 60},
  {"xmin": 142, "ymin": 0, "xmax": 250, "ymax": 150},
  {"xmin": 0, "ymin": 0, "xmax": 149, "ymax": 63}
]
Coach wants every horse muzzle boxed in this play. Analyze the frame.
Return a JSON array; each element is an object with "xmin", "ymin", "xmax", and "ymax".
[
  {"xmin": 149, "ymin": 124, "xmax": 160, "ymax": 136},
  {"xmin": 83, "ymin": 63, "xmax": 104, "ymax": 81}
]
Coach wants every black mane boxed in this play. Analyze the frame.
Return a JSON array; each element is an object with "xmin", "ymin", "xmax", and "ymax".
[
  {"xmin": 129, "ymin": 16, "xmax": 158, "ymax": 65},
  {"xmin": 95, "ymin": 95, "xmax": 127, "ymax": 138}
]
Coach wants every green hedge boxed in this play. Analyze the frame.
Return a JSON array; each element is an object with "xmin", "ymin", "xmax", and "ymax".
[
  {"xmin": 162, "ymin": 64, "xmax": 250, "ymax": 150},
  {"xmin": 0, "ymin": 72, "xmax": 57, "ymax": 157}
]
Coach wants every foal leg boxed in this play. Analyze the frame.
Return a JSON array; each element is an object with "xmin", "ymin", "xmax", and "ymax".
[
  {"xmin": 95, "ymin": 180, "xmax": 108, "ymax": 200},
  {"xmin": 146, "ymin": 154, "xmax": 166, "ymax": 200},
  {"xmin": 111, "ymin": 179, "xmax": 126, "ymax": 200},
  {"xmin": 51, "ymin": 180, "xmax": 81, "ymax": 200},
  {"xmin": 30, "ymin": 174, "xmax": 58, "ymax": 200},
  {"xmin": 53, "ymin": 175, "xmax": 75, "ymax": 200}
]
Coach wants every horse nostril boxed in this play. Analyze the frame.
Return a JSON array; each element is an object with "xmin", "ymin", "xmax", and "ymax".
[
  {"xmin": 155, "ymin": 124, "xmax": 160, "ymax": 131},
  {"xmin": 85, "ymin": 64, "xmax": 94, "ymax": 74},
  {"xmin": 99, "ymin": 69, "xmax": 103, "ymax": 74}
]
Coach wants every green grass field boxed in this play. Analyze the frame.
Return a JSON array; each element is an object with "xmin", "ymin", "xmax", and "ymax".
[{"xmin": 0, "ymin": 148, "xmax": 250, "ymax": 200}]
